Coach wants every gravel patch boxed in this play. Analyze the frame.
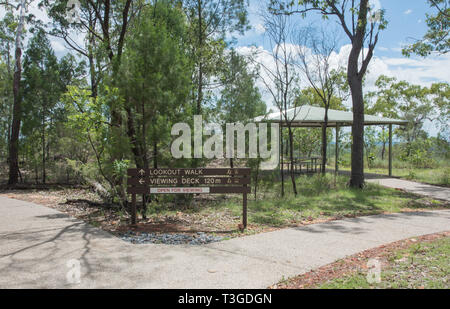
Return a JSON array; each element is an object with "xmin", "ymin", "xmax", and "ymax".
[{"xmin": 120, "ymin": 231, "xmax": 225, "ymax": 245}]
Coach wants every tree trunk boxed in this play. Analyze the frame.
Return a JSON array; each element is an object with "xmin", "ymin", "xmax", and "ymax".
[
  {"xmin": 346, "ymin": 0, "xmax": 372, "ymax": 189},
  {"xmin": 6, "ymin": 112, "xmax": 11, "ymax": 161},
  {"xmin": 254, "ymin": 164, "xmax": 259, "ymax": 200},
  {"xmin": 8, "ymin": 0, "xmax": 26, "ymax": 185},
  {"xmin": 153, "ymin": 140, "xmax": 157, "ymax": 169},
  {"xmin": 288, "ymin": 126, "xmax": 297, "ymax": 196},
  {"xmin": 125, "ymin": 106, "xmax": 144, "ymax": 169},
  {"xmin": 321, "ymin": 108, "xmax": 329, "ymax": 175},
  {"xmin": 349, "ymin": 77, "xmax": 365, "ymax": 188},
  {"xmin": 380, "ymin": 127, "xmax": 386, "ymax": 160},
  {"xmin": 196, "ymin": 0, "xmax": 203, "ymax": 115},
  {"xmin": 88, "ymin": 46, "xmax": 97, "ymax": 98},
  {"xmin": 280, "ymin": 126, "xmax": 284, "ymax": 197},
  {"xmin": 42, "ymin": 115, "xmax": 46, "ymax": 184}
]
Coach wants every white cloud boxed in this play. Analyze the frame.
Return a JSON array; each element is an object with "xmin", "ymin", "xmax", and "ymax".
[
  {"xmin": 237, "ymin": 43, "xmax": 450, "ymax": 111},
  {"xmin": 325, "ymin": 44, "xmax": 450, "ymax": 90},
  {"xmin": 50, "ymin": 40, "xmax": 66, "ymax": 52},
  {"xmin": 404, "ymin": 9, "xmax": 413, "ymax": 15},
  {"xmin": 254, "ymin": 23, "xmax": 266, "ymax": 35}
]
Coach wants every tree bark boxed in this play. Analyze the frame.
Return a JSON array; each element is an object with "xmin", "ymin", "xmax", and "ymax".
[
  {"xmin": 196, "ymin": 0, "xmax": 204, "ymax": 115},
  {"xmin": 347, "ymin": 0, "xmax": 373, "ymax": 189},
  {"xmin": 288, "ymin": 126, "xmax": 297, "ymax": 196},
  {"xmin": 280, "ymin": 126, "xmax": 285, "ymax": 197},
  {"xmin": 349, "ymin": 77, "xmax": 365, "ymax": 188},
  {"xmin": 153, "ymin": 140, "xmax": 157, "ymax": 169},
  {"xmin": 42, "ymin": 113, "xmax": 46, "ymax": 184},
  {"xmin": 8, "ymin": 0, "xmax": 26, "ymax": 185}
]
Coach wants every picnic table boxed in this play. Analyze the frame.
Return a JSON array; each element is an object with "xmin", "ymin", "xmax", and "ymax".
[{"xmin": 281, "ymin": 157, "xmax": 322, "ymax": 175}]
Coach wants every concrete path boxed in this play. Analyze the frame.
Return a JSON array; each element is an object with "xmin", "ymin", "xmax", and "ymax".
[
  {"xmin": 367, "ymin": 178, "xmax": 450, "ymax": 202},
  {"xmin": 0, "ymin": 196, "xmax": 449, "ymax": 289}
]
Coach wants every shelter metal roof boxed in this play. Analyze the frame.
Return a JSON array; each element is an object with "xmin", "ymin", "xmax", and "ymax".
[{"xmin": 254, "ymin": 105, "xmax": 408, "ymax": 127}]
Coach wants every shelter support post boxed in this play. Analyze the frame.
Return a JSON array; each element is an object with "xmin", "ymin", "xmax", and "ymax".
[
  {"xmin": 389, "ymin": 124, "xmax": 393, "ymax": 177},
  {"xmin": 280, "ymin": 125, "xmax": 283, "ymax": 174},
  {"xmin": 280, "ymin": 125, "xmax": 284, "ymax": 196},
  {"xmin": 335, "ymin": 125, "xmax": 339, "ymax": 176}
]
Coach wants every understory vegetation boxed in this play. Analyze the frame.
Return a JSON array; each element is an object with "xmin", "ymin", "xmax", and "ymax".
[{"xmin": 319, "ymin": 236, "xmax": 450, "ymax": 289}]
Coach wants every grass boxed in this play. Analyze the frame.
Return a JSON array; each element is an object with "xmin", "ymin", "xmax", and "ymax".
[
  {"xmin": 146, "ymin": 173, "xmax": 448, "ymax": 230},
  {"xmin": 338, "ymin": 165, "xmax": 450, "ymax": 187},
  {"xmin": 318, "ymin": 237, "xmax": 450, "ymax": 289},
  {"xmin": 352, "ymin": 166, "xmax": 450, "ymax": 187},
  {"xmin": 372, "ymin": 167, "xmax": 449, "ymax": 187}
]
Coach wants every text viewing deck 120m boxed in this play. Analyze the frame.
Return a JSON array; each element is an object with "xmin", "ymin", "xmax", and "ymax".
[{"xmin": 127, "ymin": 168, "xmax": 251, "ymax": 227}]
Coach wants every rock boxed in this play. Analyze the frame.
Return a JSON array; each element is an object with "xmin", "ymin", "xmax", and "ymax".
[{"xmin": 119, "ymin": 231, "xmax": 224, "ymax": 246}]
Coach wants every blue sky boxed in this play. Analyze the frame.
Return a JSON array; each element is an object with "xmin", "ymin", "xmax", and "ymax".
[
  {"xmin": 235, "ymin": 0, "xmax": 450, "ymax": 87},
  {"xmin": 234, "ymin": 0, "xmax": 449, "ymax": 136},
  {"xmin": 237, "ymin": 0, "xmax": 437, "ymax": 59}
]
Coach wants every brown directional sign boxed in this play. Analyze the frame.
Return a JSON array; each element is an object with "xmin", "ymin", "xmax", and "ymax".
[
  {"xmin": 127, "ymin": 176, "xmax": 250, "ymax": 186},
  {"xmin": 127, "ymin": 168, "xmax": 251, "ymax": 229},
  {"xmin": 127, "ymin": 168, "xmax": 251, "ymax": 177}
]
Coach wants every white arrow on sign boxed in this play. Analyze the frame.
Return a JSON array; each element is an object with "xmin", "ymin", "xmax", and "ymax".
[
  {"xmin": 139, "ymin": 169, "xmax": 146, "ymax": 176},
  {"xmin": 139, "ymin": 179, "xmax": 145, "ymax": 185}
]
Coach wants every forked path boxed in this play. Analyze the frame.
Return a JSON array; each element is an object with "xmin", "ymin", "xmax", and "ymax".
[
  {"xmin": 0, "ymin": 196, "xmax": 449, "ymax": 288},
  {"xmin": 367, "ymin": 178, "xmax": 450, "ymax": 202}
]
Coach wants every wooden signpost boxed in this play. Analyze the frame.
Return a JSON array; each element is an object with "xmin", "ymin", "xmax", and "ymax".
[{"xmin": 127, "ymin": 168, "xmax": 251, "ymax": 229}]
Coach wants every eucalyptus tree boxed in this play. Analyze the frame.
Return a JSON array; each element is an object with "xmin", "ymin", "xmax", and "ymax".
[
  {"xmin": 368, "ymin": 75, "xmax": 449, "ymax": 155},
  {"xmin": 41, "ymin": 0, "xmax": 143, "ymax": 197},
  {"xmin": 0, "ymin": 62, "xmax": 12, "ymax": 160},
  {"xmin": 0, "ymin": 12, "xmax": 15, "ymax": 160},
  {"xmin": 429, "ymin": 82, "xmax": 450, "ymax": 137},
  {"xmin": 41, "ymin": 0, "xmax": 141, "ymax": 95},
  {"xmin": 403, "ymin": 0, "xmax": 449, "ymax": 57},
  {"xmin": 295, "ymin": 26, "xmax": 348, "ymax": 174},
  {"xmin": 182, "ymin": 0, "xmax": 250, "ymax": 115},
  {"xmin": 1, "ymin": 0, "xmax": 31, "ymax": 185},
  {"xmin": 21, "ymin": 30, "xmax": 84, "ymax": 183},
  {"xmin": 216, "ymin": 50, "xmax": 266, "ymax": 168},
  {"xmin": 269, "ymin": 0, "xmax": 387, "ymax": 188},
  {"xmin": 119, "ymin": 0, "xmax": 193, "ymax": 171},
  {"xmin": 255, "ymin": 12, "xmax": 302, "ymax": 196}
]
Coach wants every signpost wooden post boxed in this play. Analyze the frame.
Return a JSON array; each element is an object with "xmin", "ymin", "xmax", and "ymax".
[{"xmin": 127, "ymin": 168, "xmax": 251, "ymax": 228}]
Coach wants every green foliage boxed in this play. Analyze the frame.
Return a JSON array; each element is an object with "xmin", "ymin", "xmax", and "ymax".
[
  {"xmin": 112, "ymin": 160, "xmax": 130, "ymax": 179},
  {"xmin": 119, "ymin": 1, "xmax": 193, "ymax": 169},
  {"xmin": 367, "ymin": 75, "xmax": 449, "ymax": 144},
  {"xmin": 184, "ymin": 0, "xmax": 250, "ymax": 114},
  {"xmin": 216, "ymin": 50, "xmax": 266, "ymax": 124},
  {"xmin": 403, "ymin": 0, "xmax": 449, "ymax": 57},
  {"xmin": 364, "ymin": 127, "xmax": 378, "ymax": 168},
  {"xmin": 63, "ymin": 85, "xmax": 122, "ymax": 186},
  {"xmin": 400, "ymin": 138, "xmax": 436, "ymax": 168},
  {"xmin": 18, "ymin": 29, "xmax": 85, "ymax": 183}
]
